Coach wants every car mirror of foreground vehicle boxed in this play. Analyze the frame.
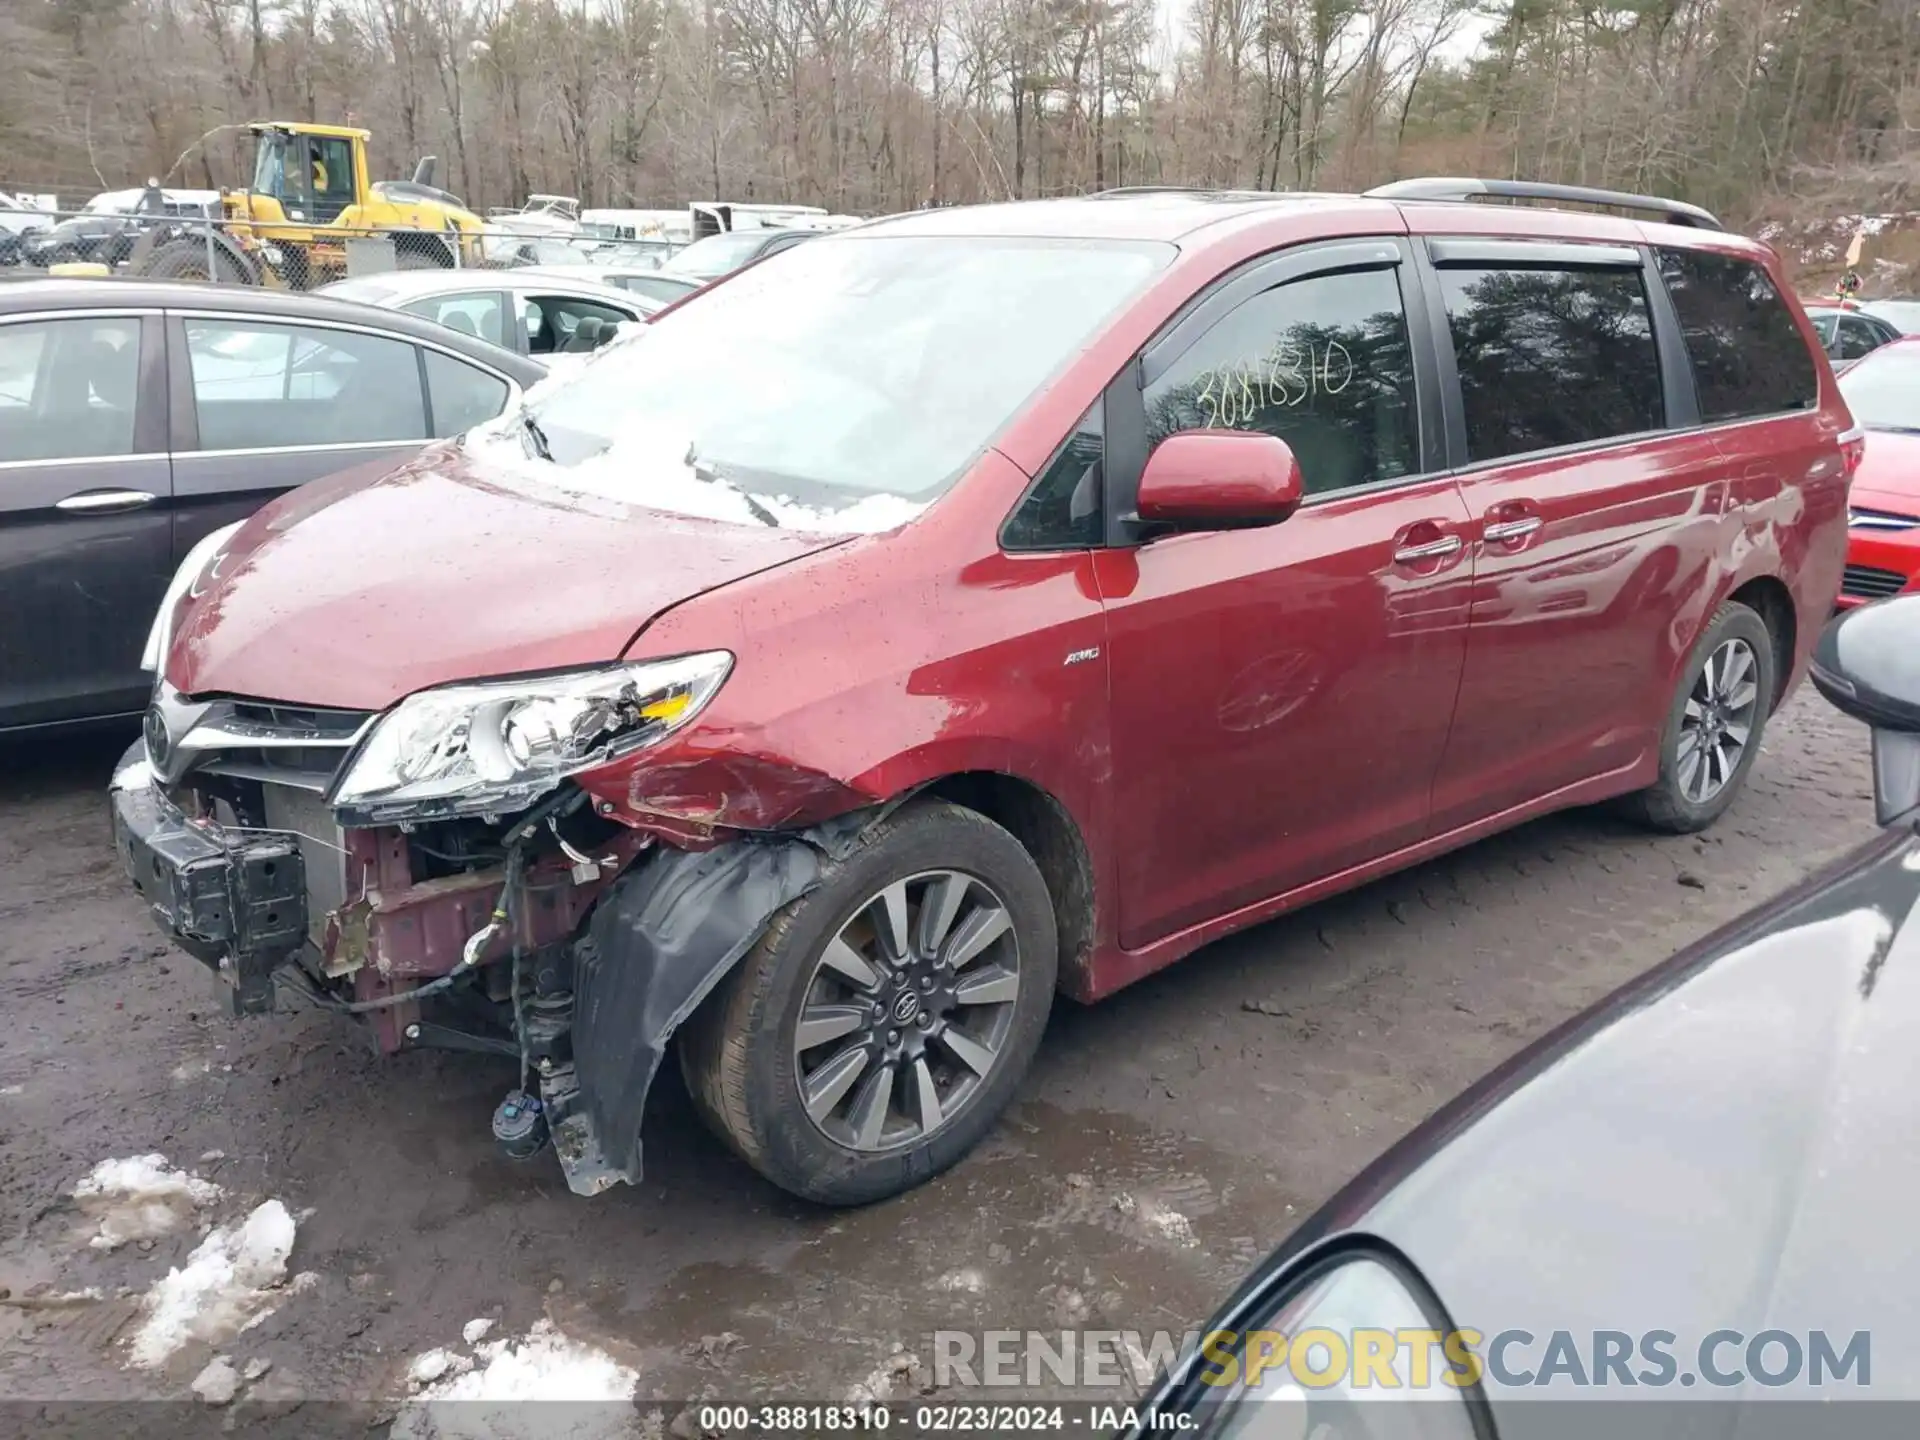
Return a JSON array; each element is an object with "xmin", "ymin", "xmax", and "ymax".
[
  {"xmin": 1811, "ymin": 594, "xmax": 1920, "ymax": 825},
  {"xmin": 1134, "ymin": 430, "xmax": 1304, "ymax": 534}
]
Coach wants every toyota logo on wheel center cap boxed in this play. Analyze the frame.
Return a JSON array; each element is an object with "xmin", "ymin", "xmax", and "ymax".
[{"xmin": 891, "ymin": 991, "xmax": 922, "ymax": 1025}]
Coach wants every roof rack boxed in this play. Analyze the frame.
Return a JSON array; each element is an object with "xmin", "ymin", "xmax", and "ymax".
[
  {"xmin": 1362, "ymin": 177, "xmax": 1722, "ymax": 232},
  {"xmin": 1090, "ymin": 185, "xmax": 1292, "ymax": 200}
]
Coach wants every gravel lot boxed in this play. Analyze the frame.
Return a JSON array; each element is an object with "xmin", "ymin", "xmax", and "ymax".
[{"xmin": 0, "ymin": 691, "xmax": 1880, "ymax": 1418}]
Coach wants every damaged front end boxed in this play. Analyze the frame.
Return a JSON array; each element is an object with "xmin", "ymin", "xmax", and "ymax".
[{"xmin": 109, "ymin": 664, "xmax": 870, "ymax": 1197}]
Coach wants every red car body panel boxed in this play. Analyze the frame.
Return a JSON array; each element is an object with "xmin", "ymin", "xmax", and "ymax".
[
  {"xmin": 1839, "ymin": 429, "xmax": 1920, "ymax": 607},
  {"xmin": 162, "ymin": 195, "xmax": 1853, "ymax": 1007}
]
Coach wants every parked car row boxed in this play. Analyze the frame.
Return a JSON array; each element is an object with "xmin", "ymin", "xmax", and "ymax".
[
  {"xmin": 8, "ymin": 178, "xmax": 1919, "ymax": 1434},
  {"xmin": 108, "ymin": 176, "xmax": 1857, "ymax": 1218}
]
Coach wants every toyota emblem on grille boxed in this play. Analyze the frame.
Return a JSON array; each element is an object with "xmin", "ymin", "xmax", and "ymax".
[{"xmin": 143, "ymin": 706, "xmax": 171, "ymax": 769}]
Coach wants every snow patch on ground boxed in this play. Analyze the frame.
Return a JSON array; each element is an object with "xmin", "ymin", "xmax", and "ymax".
[
  {"xmin": 407, "ymin": 1347, "xmax": 472, "ymax": 1387},
  {"xmin": 127, "ymin": 1199, "xmax": 297, "ymax": 1367},
  {"xmin": 392, "ymin": 1319, "xmax": 639, "ymax": 1440},
  {"xmin": 72, "ymin": 1154, "xmax": 224, "ymax": 1251},
  {"xmin": 461, "ymin": 1317, "xmax": 495, "ymax": 1345},
  {"xmin": 1112, "ymin": 1192, "xmax": 1197, "ymax": 1247}
]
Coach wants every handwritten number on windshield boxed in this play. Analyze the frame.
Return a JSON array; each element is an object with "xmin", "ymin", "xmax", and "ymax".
[{"xmin": 1196, "ymin": 339, "xmax": 1354, "ymax": 430}]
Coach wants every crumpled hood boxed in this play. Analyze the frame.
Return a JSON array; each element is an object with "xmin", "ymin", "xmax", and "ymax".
[{"xmin": 166, "ymin": 445, "xmax": 848, "ymax": 710}]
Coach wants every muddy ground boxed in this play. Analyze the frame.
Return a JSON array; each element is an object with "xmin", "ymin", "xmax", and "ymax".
[{"xmin": 0, "ymin": 693, "xmax": 1880, "ymax": 1422}]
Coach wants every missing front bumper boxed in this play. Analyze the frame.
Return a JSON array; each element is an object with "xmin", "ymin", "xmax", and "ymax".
[{"xmin": 108, "ymin": 744, "xmax": 307, "ymax": 1014}]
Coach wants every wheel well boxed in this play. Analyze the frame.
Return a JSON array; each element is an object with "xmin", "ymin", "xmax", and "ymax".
[
  {"xmin": 918, "ymin": 772, "xmax": 1095, "ymax": 990},
  {"xmin": 1729, "ymin": 575, "xmax": 1796, "ymax": 705}
]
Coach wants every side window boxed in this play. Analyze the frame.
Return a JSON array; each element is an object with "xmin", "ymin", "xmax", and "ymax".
[
  {"xmin": 1837, "ymin": 317, "xmax": 1879, "ymax": 361},
  {"xmin": 1143, "ymin": 267, "xmax": 1418, "ymax": 497},
  {"xmin": 1655, "ymin": 249, "xmax": 1817, "ymax": 421},
  {"xmin": 401, "ymin": 291, "xmax": 508, "ymax": 348},
  {"xmin": 1004, "ymin": 402, "xmax": 1103, "ymax": 550},
  {"xmin": 0, "ymin": 317, "xmax": 141, "ymax": 462},
  {"xmin": 525, "ymin": 295, "xmax": 633, "ymax": 354},
  {"xmin": 185, "ymin": 320, "xmax": 426, "ymax": 450},
  {"xmin": 1809, "ymin": 312, "xmax": 1839, "ymax": 347},
  {"xmin": 424, "ymin": 350, "xmax": 511, "ymax": 438},
  {"xmin": 1438, "ymin": 265, "xmax": 1664, "ymax": 463}
]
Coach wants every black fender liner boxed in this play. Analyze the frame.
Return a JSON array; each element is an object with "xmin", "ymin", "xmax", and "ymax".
[{"xmin": 570, "ymin": 811, "xmax": 875, "ymax": 1187}]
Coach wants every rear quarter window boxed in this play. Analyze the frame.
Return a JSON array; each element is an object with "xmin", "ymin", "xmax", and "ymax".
[{"xmin": 1655, "ymin": 249, "xmax": 1818, "ymax": 422}]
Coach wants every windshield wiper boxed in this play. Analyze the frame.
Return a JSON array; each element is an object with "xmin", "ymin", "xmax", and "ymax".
[
  {"xmin": 687, "ymin": 445, "xmax": 779, "ymax": 527},
  {"xmin": 519, "ymin": 408, "xmax": 554, "ymax": 462}
]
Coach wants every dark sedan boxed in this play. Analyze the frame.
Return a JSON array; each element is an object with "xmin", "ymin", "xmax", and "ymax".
[
  {"xmin": 1135, "ymin": 595, "xmax": 1920, "ymax": 1435},
  {"xmin": 0, "ymin": 278, "xmax": 545, "ymax": 735}
]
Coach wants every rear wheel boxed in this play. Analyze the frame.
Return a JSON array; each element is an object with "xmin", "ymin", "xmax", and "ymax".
[
  {"xmin": 1619, "ymin": 601, "xmax": 1776, "ymax": 833},
  {"xmin": 679, "ymin": 801, "xmax": 1057, "ymax": 1205},
  {"xmin": 136, "ymin": 237, "xmax": 253, "ymax": 284}
]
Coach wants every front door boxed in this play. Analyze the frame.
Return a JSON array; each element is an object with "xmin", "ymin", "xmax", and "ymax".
[
  {"xmin": 1097, "ymin": 250, "xmax": 1474, "ymax": 950},
  {"xmin": 0, "ymin": 311, "xmax": 173, "ymax": 729}
]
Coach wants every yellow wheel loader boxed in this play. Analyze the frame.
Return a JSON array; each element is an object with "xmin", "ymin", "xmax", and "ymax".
[{"xmin": 132, "ymin": 123, "xmax": 487, "ymax": 288}]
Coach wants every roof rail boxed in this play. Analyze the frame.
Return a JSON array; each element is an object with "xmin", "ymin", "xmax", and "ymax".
[
  {"xmin": 1362, "ymin": 177, "xmax": 1722, "ymax": 232},
  {"xmin": 1093, "ymin": 185, "xmax": 1231, "ymax": 197},
  {"xmin": 1090, "ymin": 185, "xmax": 1282, "ymax": 199}
]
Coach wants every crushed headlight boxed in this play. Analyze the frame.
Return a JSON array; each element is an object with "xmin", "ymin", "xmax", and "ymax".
[
  {"xmin": 329, "ymin": 652, "xmax": 734, "ymax": 824},
  {"xmin": 140, "ymin": 520, "xmax": 245, "ymax": 674}
]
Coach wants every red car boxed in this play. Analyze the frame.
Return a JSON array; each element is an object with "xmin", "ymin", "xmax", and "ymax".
[
  {"xmin": 113, "ymin": 178, "xmax": 1853, "ymax": 1206},
  {"xmin": 1835, "ymin": 336, "xmax": 1920, "ymax": 607}
]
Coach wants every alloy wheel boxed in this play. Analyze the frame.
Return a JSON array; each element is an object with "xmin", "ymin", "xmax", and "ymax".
[
  {"xmin": 1677, "ymin": 637, "xmax": 1761, "ymax": 804},
  {"xmin": 792, "ymin": 870, "xmax": 1021, "ymax": 1153}
]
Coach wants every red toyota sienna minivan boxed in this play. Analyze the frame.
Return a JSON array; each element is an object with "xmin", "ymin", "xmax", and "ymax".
[{"xmin": 114, "ymin": 179, "xmax": 1854, "ymax": 1206}]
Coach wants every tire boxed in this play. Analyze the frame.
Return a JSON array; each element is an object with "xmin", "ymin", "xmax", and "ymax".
[
  {"xmin": 136, "ymin": 236, "xmax": 253, "ymax": 284},
  {"xmin": 679, "ymin": 800, "xmax": 1058, "ymax": 1206},
  {"xmin": 1618, "ymin": 600, "xmax": 1777, "ymax": 834}
]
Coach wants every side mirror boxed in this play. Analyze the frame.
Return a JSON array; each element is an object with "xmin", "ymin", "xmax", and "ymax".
[
  {"xmin": 1810, "ymin": 596, "xmax": 1920, "ymax": 825},
  {"xmin": 1135, "ymin": 430, "xmax": 1304, "ymax": 533}
]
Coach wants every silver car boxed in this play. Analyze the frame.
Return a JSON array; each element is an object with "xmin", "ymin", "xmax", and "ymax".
[{"xmin": 319, "ymin": 268, "xmax": 662, "ymax": 356}]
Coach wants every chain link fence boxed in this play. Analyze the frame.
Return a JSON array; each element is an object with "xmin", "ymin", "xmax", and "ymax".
[{"xmin": 0, "ymin": 198, "xmax": 688, "ymax": 292}]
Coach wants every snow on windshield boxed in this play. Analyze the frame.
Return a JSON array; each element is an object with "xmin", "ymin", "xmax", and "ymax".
[
  {"xmin": 474, "ymin": 233, "xmax": 1169, "ymax": 534},
  {"xmin": 467, "ymin": 339, "xmax": 926, "ymax": 537}
]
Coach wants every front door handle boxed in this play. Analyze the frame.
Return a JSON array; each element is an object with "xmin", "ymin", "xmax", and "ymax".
[
  {"xmin": 1482, "ymin": 515, "xmax": 1543, "ymax": 543},
  {"xmin": 1393, "ymin": 534, "xmax": 1464, "ymax": 564},
  {"xmin": 55, "ymin": 488, "xmax": 157, "ymax": 515}
]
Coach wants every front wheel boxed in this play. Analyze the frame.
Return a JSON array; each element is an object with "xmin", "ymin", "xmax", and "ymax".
[
  {"xmin": 1619, "ymin": 600, "xmax": 1776, "ymax": 833},
  {"xmin": 679, "ymin": 801, "xmax": 1058, "ymax": 1205}
]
